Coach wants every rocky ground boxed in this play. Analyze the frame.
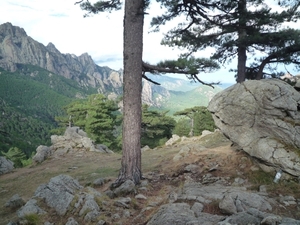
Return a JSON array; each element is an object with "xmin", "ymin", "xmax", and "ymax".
[{"xmin": 1, "ymin": 131, "xmax": 300, "ymax": 225}]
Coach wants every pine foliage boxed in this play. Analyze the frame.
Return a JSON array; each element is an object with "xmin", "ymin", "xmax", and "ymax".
[
  {"xmin": 1, "ymin": 147, "xmax": 30, "ymax": 168},
  {"xmin": 174, "ymin": 106, "xmax": 215, "ymax": 136},
  {"xmin": 61, "ymin": 94, "xmax": 121, "ymax": 150},
  {"xmin": 152, "ymin": 0, "xmax": 300, "ymax": 81},
  {"xmin": 141, "ymin": 105, "xmax": 176, "ymax": 148}
]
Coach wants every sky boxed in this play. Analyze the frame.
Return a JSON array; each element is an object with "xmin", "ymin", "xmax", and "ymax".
[{"xmin": 0, "ymin": 0, "xmax": 298, "ymax": 84}]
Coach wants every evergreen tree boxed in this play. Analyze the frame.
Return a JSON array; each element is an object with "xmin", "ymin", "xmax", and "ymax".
[
  {"xmin": 66, "ymin": 100, "xmax": 88, "ymax": 130},
  {"xmin": 63, "ymin": 94, "xmax": 120, "ymax": 149},
  {"xmin": 141, "ymin": 105, "xmax": 176, "ymax": 148},
  {"xmin": 1, "ymin": 147, "xmax": 27, "ymax": 168},
  {"xmin": 173, "ymin": 118, "xmax": 190, "ymax": 137},
  {"xmin": 77, "ymin": 0, "xmax": 220, "ymax": 187},
  {"xmin": 152, "ymin": 0, "xmax": 300, "ymax": 82},
  {"xmin": 174, "ymin": 106, "xmax": 215, "ymax": 136},
  {"xmin": 193, "ymin": 107, "xmax": 216, "ymax": 136},
  {"xmin": 85, "ymin": 94, "xmax": 120, "ymax": 148}
]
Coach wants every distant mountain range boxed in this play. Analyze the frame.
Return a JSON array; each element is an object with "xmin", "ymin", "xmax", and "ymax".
[{"xmin": 0, "ymin": 22, "xmax": 231, "ymax": 155}]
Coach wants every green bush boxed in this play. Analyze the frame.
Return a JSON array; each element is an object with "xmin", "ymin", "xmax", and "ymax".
[{"xmin": 1, "ymin": 147, "xmax": 28, "ymax": 168}]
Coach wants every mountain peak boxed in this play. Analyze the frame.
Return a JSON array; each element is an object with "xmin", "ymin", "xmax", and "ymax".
[
  {"xmin": 46, "ymin": 42, "xmax": 60, "ymax": 54},
  {"xmin": 0, "ymin": 22, "xmax": 27, "ymax": 39},
  {"xmin": 0, "ymin": 22, "xmax": 123, "ymax": 93}
]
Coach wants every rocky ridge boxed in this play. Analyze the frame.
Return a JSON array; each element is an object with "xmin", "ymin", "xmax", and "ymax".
[
  {"xmin": 0, "ymin": 22, "xmax": 122, "ymax": 94},
  {"xmin": 0, "ymin": 22, "xmax": 222, "ymax": 108}
]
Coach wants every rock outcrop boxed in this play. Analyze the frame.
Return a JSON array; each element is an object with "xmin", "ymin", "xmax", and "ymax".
[
  {"xmin": 208, "ymin": 79, "xmax": 300, "ymax": 176},
  {"xmin": 0, "ymin": 156, "xmax": 14, "ymax": 175},
  {"xmin": 33, "ymin": 127, "xmax": 113, "ymax": 163},
  {"xmin": 142, "ymin": 80, "xmax": 171, "ymax": 107},
  {"xmin": 10, "ymin": 172, "xmax": 300, "ymax": 225}
]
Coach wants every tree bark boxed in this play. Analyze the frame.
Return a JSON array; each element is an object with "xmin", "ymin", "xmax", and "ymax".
[
  {"xmin": 189, "ymin": 117, "xmax": 194, "ymax": 137},
  {"xmin": 236, "ymin": 0, "xmax": 247, "ymax": 83},
  {"xmin": 113, "ymin": 0, "xmax": 144, "ymax": 187}
]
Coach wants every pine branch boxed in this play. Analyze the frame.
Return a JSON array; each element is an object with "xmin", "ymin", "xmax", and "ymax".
[
  {"xmin": 142, "ymin": 61, "xmax": 219, "ymax": 88},
  {"xmin": 142, "ymin": 73, "xmax": 161, "ymax": 85}
]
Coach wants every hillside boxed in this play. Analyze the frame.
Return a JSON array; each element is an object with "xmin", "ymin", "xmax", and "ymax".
[
  {"xmin": 164, "ymin": 85, "xmax": 221, "ymax": 114},
  {"xmin": 0, "ymin": 22, "xmax": 226, "ymax": 156},
  {"xmin": 1, "ymin": 131, "xmax": 300, "ymax": 225},
  {"xmin": 0, "ymin": 65, "xmax": 98, "ymax": 156}
]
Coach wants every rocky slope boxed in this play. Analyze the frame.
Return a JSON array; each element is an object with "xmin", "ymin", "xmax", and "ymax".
[{"xmin": 1, "ymin": 131, "xmax": 300, "ymax": 225}]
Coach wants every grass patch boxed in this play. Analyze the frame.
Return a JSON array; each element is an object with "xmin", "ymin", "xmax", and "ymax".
[
  {"xmin": 24, "ymin": 213, "xmax": 40, "ymax": 225},
  {"xmin": 247, "ymin": 170, "xmax": 274, "ymax": 186},
  {"xmin": 94, "ymin": 167, "xmax": 119, "ymax": 178},
  {"xmin": 268, "ymin": 179, "xmax": 300, "ymax": 199}
]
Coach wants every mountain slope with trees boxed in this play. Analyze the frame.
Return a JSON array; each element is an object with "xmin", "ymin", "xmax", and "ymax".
[
  {"xmin": 0, "ymin": 65, "xmax": 98, "ymax": 156},
  {"xmin": 0, "ymin": 22, "xmax": 222, "ymax": 169}
]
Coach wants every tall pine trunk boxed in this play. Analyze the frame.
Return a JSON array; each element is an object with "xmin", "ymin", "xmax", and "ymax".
[
  {"xmin": 113, "ymin": 0, "xmax": 144, "ymax": 187},
  {"xmin": 236, "ymin": 0, "xmax": 247, "ymax": 83}
]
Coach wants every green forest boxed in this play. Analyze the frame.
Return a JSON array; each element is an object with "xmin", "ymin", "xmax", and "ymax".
[
  {"xmin": 0, "ymin": 65, "xmax": 97, "ymax": 157},
  {"xmin": 0, "ymin": 64, "xmax": 216, "ymax": 165}
]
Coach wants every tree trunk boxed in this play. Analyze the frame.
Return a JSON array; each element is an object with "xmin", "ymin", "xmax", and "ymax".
[
  {"xmin": 236, "ymin": 0, "xmax": 247, "ymax": 83},
  {"xmin": 189, "ymin": 117, "xmax": 194, "ymax": 137},
  {"xmin": 113, "ymin": 0, "xmax": 144, "ymax": 187},
  {"xmin": 256, "ymin": 57, "xmax": 269, "ymax": 80}
]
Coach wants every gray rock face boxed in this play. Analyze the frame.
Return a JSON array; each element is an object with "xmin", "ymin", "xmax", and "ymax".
[
  {"xmin": 0, "ymin": 22, "xmax": 123, "ymax": 94},
  {"xmin": 32, "ymin": 145, "xmax": 52, "ymax": 163},
  {"xmin": 65, "ymin": 217, "xmax": 79, "ymax": 225},
  {"xmin": 142, "ymin": 80, "xmax": 171, "ymax": 107},
  {"xmin": 5, "ymin": 194, "xmax": 25, "ymax": 209},
  {"xmin": 219, "ymin": 191, "xmax": 272, "ymax": 214},
  {"xmin": 0, "ymin": 156, "xmax": 14, "ymax": 175},
  {"xmin": 32, "ymin": 127, "xmax": 113, "ymax": 163},
  {"xmin": 17, "ymin": 199, "xmax": 46, "ymax": 218},
  {"xmin": 147, "ymin": 203, "xmax": 225, "ymax": 225},
  {"xmin": 16, "ymin": 174, "xmax": 106, "ymax": 223},
  {"xmin": 147, "ymin": 203, "xmax": 199, "ymax": 225},
  {"xmin": 165, "ymin": 134, "xmax": 180, "ymax": 146},
  {"xmin": 78, "ymin": 194, "xmax": 101, "ymax": 222},
  {"xmin": 147, "ymin": 179, "xmax": 300, "ymax": 225},
  {"xmin": 208, "ymin": 79, "xmax": 300, "ymax": 176},
  {"xmin": 113, "ymin": 180, "xmax": 136, "ymax": 197},
  {"xmin": 34, "ymin": 174, "xmax": 83, "ymax": 215}
]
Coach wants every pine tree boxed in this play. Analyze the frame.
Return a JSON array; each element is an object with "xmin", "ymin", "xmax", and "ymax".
[
  {"xmin": 141, "ymin": 105, "xmax": 176, "ymax": 148},
  {"xmin": 63, "ymin": 94, "xmax": 120, "ymax": 149},
  {"xmin": 77, "ymin": 0, "xmax": 220, "ymax": 187},
  {"xmin": 1, "ymin": 147, "xmax": 27, "ymax": 168},
  {"xmin": 152, "ymin": 0, "xmax": 300, "ymax": 82},
  {"xmin": 174, "ymin": 106, "xmax": 215, "ymax": 137}
]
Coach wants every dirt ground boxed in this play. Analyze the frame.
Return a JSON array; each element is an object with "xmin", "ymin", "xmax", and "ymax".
[{"xmin": 1, "ymin": 132, "xmax": 299, "ymax": 224}]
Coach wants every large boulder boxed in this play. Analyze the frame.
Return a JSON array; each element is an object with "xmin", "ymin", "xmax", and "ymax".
[
  {"xmin": 208, "ymin": 79, "xmax": 300, "ymax": 176},
  {"xmin": 32, "ymin": 145, "xmax": 52, "ymax": 163},
  {"xmin": 34, "ymin": 174, "xmax": 83, "ymax": 216},
  {"xmin": 0, "ymin": 156, "xmax": 14, "ymax": 175}
]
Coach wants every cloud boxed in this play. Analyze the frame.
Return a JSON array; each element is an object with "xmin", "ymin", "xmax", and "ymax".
[
  {"xmin": 49, "ymin": 13, "xmax": 68, "ymax": 17},
  {"xmin": 0, "ymin": 0, "xmax": 237, "ymax": 82},
  {"xmin": 2, "ymin": 0, "xmax": 297, "ymax": 84}
]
